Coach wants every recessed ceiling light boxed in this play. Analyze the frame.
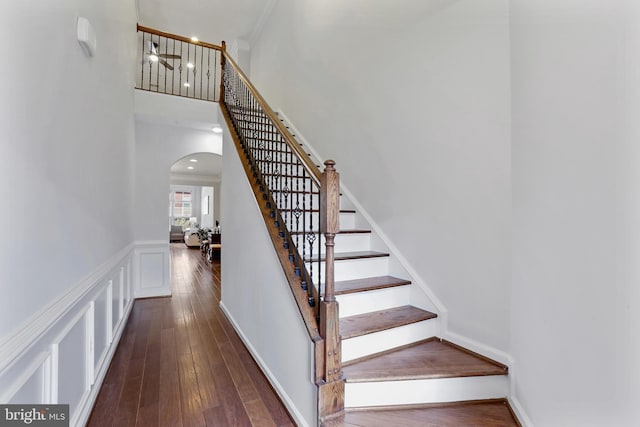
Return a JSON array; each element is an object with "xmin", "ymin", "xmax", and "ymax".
[
  {"xmin": 189, "ymin": 159, "xmax": 198, "ymax": 163},
  {"xmin": 187, "ymin": 166, "xmax": 194, "ymax": 170},
  {"xmin": 184, "ymin": 82, "xmax": 190, "ymax": 87},
  {"xmin": 187, "ymin": 62, "xmax": 194, "ymax": 69},
  {"xmin": 191, "ymin": 37, "xmax": 199, "ymax": 42},
  {"xmin": 212, "ymin": 126, "xmax": 222, "ymax": 133}
]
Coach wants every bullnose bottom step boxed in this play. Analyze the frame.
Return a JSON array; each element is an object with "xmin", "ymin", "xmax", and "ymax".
[{"xmin": 323, "ymin": 399, "xmax": 521, "ymax": 427}]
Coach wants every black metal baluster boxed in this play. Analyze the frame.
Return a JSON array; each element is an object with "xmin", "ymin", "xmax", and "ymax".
[
  {"xmin": 200, "ymin": 45, "xmax": 204, "ymax": 100},
  {"xmin": 301, "ymin": 170, "xmax": 308, "ymax": 295},
  {"xmin": 140, "ymin": 32, "xmax": 145, "ymax": 89},
  {"xmin": 206, "ymin": 48, "xmax": 211, "ymax": 101},
  {"xmin": 179, "ymin": 42, "xmax": 183, "ymax": 95}
]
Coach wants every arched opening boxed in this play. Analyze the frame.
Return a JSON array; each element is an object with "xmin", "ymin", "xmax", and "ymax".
[{"xmin": 168, "ymin": 152, "xmax": 222, "ymax": 247}]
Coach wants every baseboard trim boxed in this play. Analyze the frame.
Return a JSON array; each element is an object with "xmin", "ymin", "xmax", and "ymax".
[
  {"xmin": 509, "ymin": 395, "xmax": 534, "ymax": 427},
  {"xmin": 219, "ymin": 301, "xmax": 312, "ymax": 427}
]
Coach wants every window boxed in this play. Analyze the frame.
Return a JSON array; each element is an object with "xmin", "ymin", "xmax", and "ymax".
[{"xmin": 172, "ymin": 191, "xmax": 192, "ymax": 218}]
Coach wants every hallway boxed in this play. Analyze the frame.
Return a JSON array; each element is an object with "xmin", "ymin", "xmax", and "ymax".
[{"xmin": 87, "ymin": 244, "xmax": 295, "ymax": 426}]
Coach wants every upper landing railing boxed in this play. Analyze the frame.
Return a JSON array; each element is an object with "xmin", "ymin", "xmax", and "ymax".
[
  {"xmin": 135, "ymin": 25, "xmax": 345, "ymax": 422},
  {"xmin": 136, "ymin": 25, "xmax": 221, "ymax": 101}
]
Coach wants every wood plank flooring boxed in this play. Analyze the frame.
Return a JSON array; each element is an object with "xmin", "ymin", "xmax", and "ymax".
[{"xmin": 87, "ymin": 244, "xmax": 295, "ymax": 427}]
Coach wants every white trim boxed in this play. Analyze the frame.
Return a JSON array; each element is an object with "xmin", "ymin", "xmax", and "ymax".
[
  {"xmin": 220, "ymin": 302, "xmax": 311, "ymax": 427},
  {"xmin": 133, "ymin": 241, "xmax": 171, "ymax": 298},
  {"xmin": 345, "ymin": 375, "xmax": 508, "ymax": 407},
  {"xmin": 249, "ymin": 0, "xmax": 278, "ymax": 47},
  {"xmin": 0, "ymin": 244, "xmax": 134, "ymax": 374},
  {"xmin": 85, "ymin": 302, "xmax": 95, "ymax": 389},
  {"xmin": 106, "ymin": 281, "xmax": 113, "ymax": 344},
  {"xmin": 0, "ymin": 351, "xmax": 50, "ymax": 403},
  {"xmin": 443, "ymin": 330, "xmax": 512, "ymax": 369},
  {"xmin": 50, "ymin": 344, "xmax": 59, "ymax": 404},
  {"xmin": 74, "ymin": 297, "xmax": 134, "ymax": 427},
  {"xmin": 509, "ymin": 396, "xmax": 534, "ymax": 427}
]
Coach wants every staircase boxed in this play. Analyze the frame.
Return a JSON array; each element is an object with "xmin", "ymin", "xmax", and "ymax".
[
  {"xmin": 219, "ymin": 50, "xmax": 520, "ymax": 425},
  {"xmin": 276, "ymin": 114, "xmax": 521, "ymax": 426},
  {"xmin": 224, "ymin": 105, "xmax": 520, "ymax": 426}
]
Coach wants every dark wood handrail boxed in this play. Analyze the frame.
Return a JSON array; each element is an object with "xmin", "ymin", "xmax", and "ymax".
[
  {"xmin": 218, "ymin": 37, "xmax": 344, "ymax": 423},
  {"xmin": 136, "ymin": 24, "xmax": 222, "ymax": 51},
  {"xmin": 220, "ymin": 48, "xmax": 323, "ymax": 186}
]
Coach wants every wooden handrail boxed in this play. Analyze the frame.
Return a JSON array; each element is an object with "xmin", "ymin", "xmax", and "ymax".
[
  {"xmin": 219, "ymin": 40, "xmax": 344, "ymax": 423},
  {"xmin": 220, "ymin": 50, "xmax": 323, "ymax": 186},
  {"xmin": 136, "ymin": 24, "xmax": 222, "ymax": 51}
]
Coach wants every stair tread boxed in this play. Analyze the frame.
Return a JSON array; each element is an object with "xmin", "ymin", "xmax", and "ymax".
[
  {"xmin": 340, "ymin": 305, "xmax": 437, "ymax": 339},
  {"xmin": 335, "ymin": 276, "xmax": 411, "ymax": 295},
  {"xmin": 310, "ymin": 251, "xmax": 389, "ymax": 262},
  {"xmin": 325, "ymin": 399, "xmax": 520, "ymax": 427},
  {"xmin": 342, "ymin": 338, "xmax": 508, "ymax": 382}
]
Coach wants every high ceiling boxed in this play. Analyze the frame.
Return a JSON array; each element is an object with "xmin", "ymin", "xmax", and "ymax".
[{"xmin": 136, "ymin": 0, "xmax": 275, "ymax": 45}]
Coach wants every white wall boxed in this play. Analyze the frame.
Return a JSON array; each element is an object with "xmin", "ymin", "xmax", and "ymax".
[
  {"xmin": 133, "ymin": 92, "xmax": 222, "ymax": 242},
  {"xmin": 133, "ymin": 94, "xmax": 221, "ymax": 297},
  {"xmin": 0, "ymin": 2, "xmax": 136, "ymax": 349},
  {"xmin": 250, "ymin": 0, "xmax": 512, "ymax": 352},
  {"xmin": 510, "ymin": 1, "xmax": 640, "ymax": 425},
  {"xmin": 220, "ymin": 125, "xmax": 317, "ymax": 426},
  {"xmin": 200, "ymin": 186, "xmax": 214, "ymax": 228},
  {"xmin": 0, "ymin": 1, "xmax": 137, "ymax": 423}
]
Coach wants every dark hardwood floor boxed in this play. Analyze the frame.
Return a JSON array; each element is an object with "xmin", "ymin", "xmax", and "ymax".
[{"xmin": 87, "ymin": 244, "xmax": 295, "ymax": 427}]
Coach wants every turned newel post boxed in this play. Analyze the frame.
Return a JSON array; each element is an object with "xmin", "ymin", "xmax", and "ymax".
[
  {"xmin": 219, "ymin": 41, "xmax": 226, "ymax": 103},
  {"xmin": 318, "ymin": 160, "xmax": 344, "ymax": 422}
]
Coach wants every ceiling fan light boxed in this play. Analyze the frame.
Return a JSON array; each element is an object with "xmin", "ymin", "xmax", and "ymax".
[
  {"xmin": 149, "ymin": 54, "xmax": 159, "ymax": 62},
  {"xmin": 184, "ymin": 82, "xmax": 191, "ymax": 87},
  {"xmin": 187, "ymin": 62, "xmax": 194, "ymax": 69}
]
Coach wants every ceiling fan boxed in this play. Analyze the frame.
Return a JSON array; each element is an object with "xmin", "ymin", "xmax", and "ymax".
[{"xmin": 145, "ymin": 41, "xmax": 181, "ymax": 70}]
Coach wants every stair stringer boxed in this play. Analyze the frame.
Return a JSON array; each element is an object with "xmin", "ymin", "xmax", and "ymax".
[{"xmin": 276, "ymin": 108, "xmax": 513, "ymax": 369}]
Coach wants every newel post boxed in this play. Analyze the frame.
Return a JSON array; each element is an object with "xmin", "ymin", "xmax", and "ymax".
[
  {"xmin": 318, "ymin": 160, "xmax": 344, "ymax": 422},
  {"xmin": 219, "ymin": 41, "xmax": 226, "ymax": 103}
]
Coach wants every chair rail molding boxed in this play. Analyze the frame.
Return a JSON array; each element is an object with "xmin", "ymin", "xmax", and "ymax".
[{"xmin": 0, "ymin": 243, "xmax": 135, "ymax": 427}]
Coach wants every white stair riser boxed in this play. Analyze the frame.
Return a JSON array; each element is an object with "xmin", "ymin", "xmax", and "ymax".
[
  {"xmin": 268, "ymin": 193, "xmax": 344, "ymax": 210},
  {"xmin": 322, "ymin": 233, "xmax": 371, "ymax": 254},
  {"xmin": 341, "ymin": 320, "xmax": 439, "ymax": 363},
  {"xmin": 308, "ymin": 257, "xmax": 389, "ymax": 282},
  {"xmin": 344, "ymin": 375, "xmax": 509, "ymax": 408},
  {"xmin": 337, "ymin": 286, "xmax": 410, "ymax": 317},
  {"xmin": 278, "ymin": 212, "xmax": 355, "ymax": 229}
]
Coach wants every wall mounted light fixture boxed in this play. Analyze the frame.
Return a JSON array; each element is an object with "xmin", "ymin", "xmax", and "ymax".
[{"xmin": 77, "ymin": 17, "xmax": 96, "ymax": 57}]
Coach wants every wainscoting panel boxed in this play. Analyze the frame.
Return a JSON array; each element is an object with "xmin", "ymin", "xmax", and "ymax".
[
  {"xmin": 56, "ymin": 309, "xmax": 89, "ymax": 422},
  {"xmin": 133, "ymin": 241, "xmax": 171, "ymax": 298},
  {"xmin": 111, "ymin": 277, "xmax": 121, "ymax": 334},
  {"xmin": 93, "ymin": 287, "xmax": 110, "ymax": 374},
  {"xmin": 0, "ymin": 244, "xmax": 136, "ymax": 427}
]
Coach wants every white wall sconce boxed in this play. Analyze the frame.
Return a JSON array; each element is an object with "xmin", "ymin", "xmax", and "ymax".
[{"xmin": 77, "ymin": 17, "xmax": 96, "ymax": 57}]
